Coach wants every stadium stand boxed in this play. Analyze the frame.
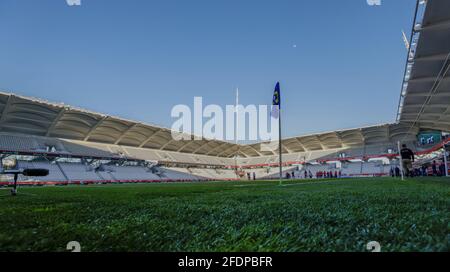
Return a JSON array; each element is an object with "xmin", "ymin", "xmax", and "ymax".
[
  {"xmin": 256, "ymin": 166, "xmax": 300, "ymax": 179},
  {"xmin": 161, "ymin": 167, "xmax": 207, "ymax": 181},
  {"xmin": 104, "ymin": 165, "xmax": 161, "ymax": 181},
  {"xmin": 58, "ymin": 162, "xmax": 103, "ymax": 182},
  {"xmin": 61, "ymin": 140, "xmax": 118, "ymax": 158},
  {"xmin": 17, "ymin": 160, "xmax": 67, "ymax": 182},
  {"xmin": 0, "ymin": 122, "xmax": 446, "ymax": 185},
  {"xmin": 0, "ymin": 134, "xmax": 40, "ymax": 152},
  {"xmin": 0, "ymin": 135, "xmax": 447, "ymax": 184}
]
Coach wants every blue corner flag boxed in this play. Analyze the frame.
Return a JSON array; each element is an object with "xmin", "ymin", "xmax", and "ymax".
[{"xmin": 271, "ymin": 82, "xmax": 281, "ymax": 119}]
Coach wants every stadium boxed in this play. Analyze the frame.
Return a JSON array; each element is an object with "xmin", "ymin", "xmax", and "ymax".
[{"xmin": 0, "ymin": 0, "xmax": 449, "ymax": 253}]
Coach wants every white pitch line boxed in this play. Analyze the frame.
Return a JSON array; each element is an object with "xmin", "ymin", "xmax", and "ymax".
[
  {"xmin": 233, "ymin": 184, "xmax": 271, "ymax": 188},
  {"xmin": 281, "ymin": 180, "xmax": 342, "ymax": 187},
  {"xmin": 234, "ymin": 179, "xmax": 357, "ymax": 188}
]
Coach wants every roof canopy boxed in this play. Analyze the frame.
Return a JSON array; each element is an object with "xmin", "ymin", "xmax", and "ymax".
[
  {"xmin": 0, "ymin": 92, "xmax": 419, "ymax": 158},
  {"xmin": 0, "ymin": 92, "xmax": 238, "ymax": 157},
  {"xmin": 248, "ymin": 123, "xmax": 419, "ymax": 157},
  {"xmin": 398, "ymin": 0, "xmax": 450, "ymax": 132}
]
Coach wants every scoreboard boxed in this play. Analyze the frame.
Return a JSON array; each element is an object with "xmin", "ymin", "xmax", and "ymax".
[{"xmin": 417, "ymin": 131, "xmax": 442, "ymax": 146}]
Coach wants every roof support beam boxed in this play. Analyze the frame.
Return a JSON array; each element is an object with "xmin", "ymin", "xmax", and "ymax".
[
  {"xmin": 46, "ymin": 107, "xmax": 66, "ymax": 137},
  {"xmin": 245, "ymin": 145, "xmax": 264, "ymax": 157},
  {"xmin": 176, "ymin": 140, "xmax": 198, "ymax": 153},
  {"xmin": 223, "ymin": 149, "xmax": 247, "ymax": 158},
  {"xmin": 84, "ymin": 116, "xmax": 108, "ymax": 141},
  {"xmin": 281, "ymin": 144, "xmax": 293, "ymax": 154},
  {"xmin": 114, "ymin": 123, "xmax": 139, "ymax": 145},
  {"xmin": 315, "ymin": 136, "xmax": 327, "ymax": 150},
  {"xmin": 139, "ymin": 129, "xmax": 164, "ymax": 148},
  {"xmin": 359, "ymin": 129, "xmax": 366, "ymax": 146},
  {"xmin": 217, "ymin": 146, "xmax": 238, "ymax": 157},
  {"xmin": 257, "ymin": 142, "xmax": 277, "ymax": 155},
  {"xmin": 294, "ymin": 137, "xmax": 308, "ymax": 152},
  {"xmin": 281, "ymin": 143, "xmax": 293, "ymax": 154},
  {"xmin": 386, "ymin": 125, "xmax": 391, "ymax": 142},
  {"xmin": 0, "ymin": 94, "xmax": 14, "ymax": 129},
  {"xmin": 236, "ymin": 148, "xmax": 252, "ymax": 158},
  {"xmin": 443, "ymin": 104, "xmax": 450, "ymax": 115},
  {"xmin": 234, "ymin": 150, "xmax": 249, "ymax": 158},
  {"xmin": 334, "ymin": 132, "xmax": 346, "ymax": 148},
  {"xmin": 205, "ymin": 142, "xmax": 230, "ymax": 156},
  {"xmin": 159, "ymin": 138, "xmax": 178, "ymax": 150},
  {"xmin": 192, "ymin": 141, "xmax": 211, "ymax": 154}
]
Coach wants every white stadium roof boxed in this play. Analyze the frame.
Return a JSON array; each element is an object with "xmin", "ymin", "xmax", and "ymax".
[
  {"xmin": 250, "ymin": 123, "xmax": 419, "ymax": 157},
  {"xmin": 0, "ymin": 92, "xmax": 239, "ymax": 157},
  {"xmin": 397, "ymin": 0, "xmax": 450, "ymax": 132},
  {"xmin": 0, "ymin": 92, "xmax": 419, "ymax": 158}
]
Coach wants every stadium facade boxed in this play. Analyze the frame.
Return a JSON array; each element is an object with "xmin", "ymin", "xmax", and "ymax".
[{"xmin": 1, "ymin": 0, "xmax": 449, "ymax": 185}]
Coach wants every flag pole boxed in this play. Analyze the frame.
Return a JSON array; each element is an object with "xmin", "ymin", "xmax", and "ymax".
[
  {"xmin": 271, "ymin": 82, "xmax": 282, "ymax": 186},
  {"xmin": 278, "ymin": 106, "xmax": 283, "ymax": 186},
  {"xmin": 276, "ymin": 82, "xmax": 282, "ymax": 186},
  {"xmin": 235, "ymin": 88, "xmax": 239, "ymax": 179}
]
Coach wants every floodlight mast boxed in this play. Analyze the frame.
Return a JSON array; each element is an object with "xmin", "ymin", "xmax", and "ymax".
[{"xmin": 402, "ymin": 30, "xmax": 410, "ymax": 50}]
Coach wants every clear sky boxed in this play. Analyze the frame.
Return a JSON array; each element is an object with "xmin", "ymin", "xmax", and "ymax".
[{"xmin": 0, "ymin": 0, "xmax": 416, "ymax": 139}]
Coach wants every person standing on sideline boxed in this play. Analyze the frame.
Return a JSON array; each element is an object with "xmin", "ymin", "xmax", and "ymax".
[
  {"xmin": 432, "ymin": 161, "xmax": 438, "ymax": 176},
  {"xmin": 439, "ymin": 162, "xmax": 445, "ymax": 176},
  {"xmin": 421, "ymin": 165, "xmax": 427, "ymax": 176},
  {"xmin": 400, "ymin": 144, "xmax": 415, "ymax": 177}
]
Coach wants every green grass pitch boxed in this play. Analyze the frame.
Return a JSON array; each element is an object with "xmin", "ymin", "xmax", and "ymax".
[{"xmin": 0, "ymin": 177, "xmax": 449, "ymax": 252}]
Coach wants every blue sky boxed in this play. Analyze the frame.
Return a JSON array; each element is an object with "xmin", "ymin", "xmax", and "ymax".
[{"xmin": 0, "ymin": 0, "xmax": 416, "ymax": 138}]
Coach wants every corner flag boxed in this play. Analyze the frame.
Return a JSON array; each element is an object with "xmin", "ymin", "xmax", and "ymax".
[{"xmin": 271, "ymin": 82, "xmax": 281, "ymax": 119}]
